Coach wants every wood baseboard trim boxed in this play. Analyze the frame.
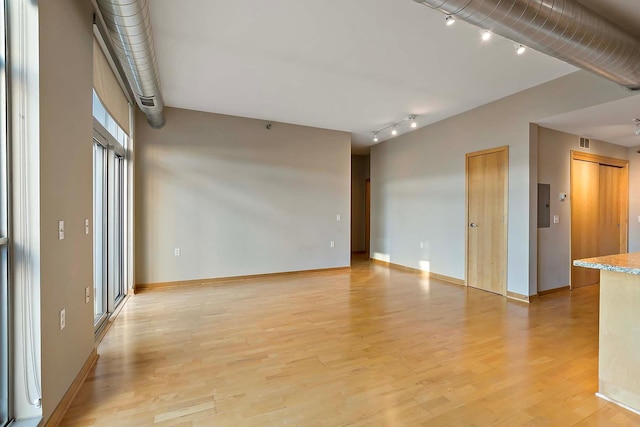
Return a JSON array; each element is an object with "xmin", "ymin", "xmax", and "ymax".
[
  {"xmin": 370, "ymin": 258, "xmax": 464, "ymax": 286},
  {"xmin": 136, "ymin": 266, "xmax": 352, "ymax": 291},
  {"xmin": 537, "ymin": 286, "xmax": 570, "ymax": 296},
  {"xmin": 429, "ymin": 272, "xmax": 465, "ymax": 286},
  {"xmin": 507, "ymin": 291, "xmax": 531, "ymax": 303},
  {"xmin": 44, "ymin": 348, "xmax": 98, "ymax": 427},
  {"xmin": 351, "ymin": 251, "xmax": 366, "ymax": 254}
]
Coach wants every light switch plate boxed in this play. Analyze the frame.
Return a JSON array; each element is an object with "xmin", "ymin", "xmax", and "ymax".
[
  {"xmin": 60, "ymin": 309, "xmax": 65, "ymax": 330},
  {"xmin": 58, "ymin": 220, "xmax": 65, "ymax": 240},
  {"xmin": 553, "ymin": 215, "xmax": 560, "ymax": 224}
]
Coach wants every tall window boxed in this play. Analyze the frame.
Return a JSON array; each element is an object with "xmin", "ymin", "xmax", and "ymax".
[
  {"xmin": 92, "ymin": 91, "xmax": 127, "ymax": 332},
  {"xmin": 0, "ymin": 0, "xmax": 9, "ymax": 423},
  {"xmin": 93, "ymin": 142, "xmax": 107, "ymax": 326}
]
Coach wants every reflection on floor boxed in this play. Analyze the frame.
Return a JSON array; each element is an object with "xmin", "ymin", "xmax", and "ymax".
[{"xmin": 62, "ymin": 258, "xmax": 640, "ymax": 426}]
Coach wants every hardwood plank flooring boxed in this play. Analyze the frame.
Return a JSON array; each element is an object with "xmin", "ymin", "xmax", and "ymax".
[{"xmin": 61, "ymin": 258, "xmax": 640, "ymax": 426}]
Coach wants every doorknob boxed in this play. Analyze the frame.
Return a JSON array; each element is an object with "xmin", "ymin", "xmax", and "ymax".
[{"xmin": 469, "ymin": 223, "xmax": 478, "ymax": 228}]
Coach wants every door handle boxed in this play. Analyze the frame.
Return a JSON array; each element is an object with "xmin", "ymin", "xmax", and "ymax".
[{"xmin": 469, "ymin": 223, "xmax": 478, "ymax": 228}]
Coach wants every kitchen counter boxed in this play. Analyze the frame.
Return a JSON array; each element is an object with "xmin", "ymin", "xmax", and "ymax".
[
  {"xmin": 574, "ymin": 253, "xmax": 640, "ymax": 415},
  {"xmin": 573, "ymin": 252, "xmax": 640, "ymax": 275}
]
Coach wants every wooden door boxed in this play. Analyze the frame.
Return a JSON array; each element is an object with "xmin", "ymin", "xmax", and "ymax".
[
  {"xmin": 599, "ymin": 165, "xmax": 622, "ymax": 256},
  {"xmin": 571, "ymin": 160, "xmax": 600, "ymax": 288},
  {"xmin": 570, "ymin": 152, "xmax": 629, "ymax": 289},
  {"xmin": 365, "ymin": 179, "xmax": 370, "ymax": 257},
  {"xmin": 466, "ymin": 147, "xmax": 508, "ymax": 295}
]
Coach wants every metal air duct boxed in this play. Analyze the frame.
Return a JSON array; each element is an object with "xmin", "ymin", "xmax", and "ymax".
[
  {"xmin": 96, "ymin": 0, "xmax": 166, "ymax": 128},
  {"xmin": 413, "ymin": 0, "xmax": 640, "ymax": 90}
]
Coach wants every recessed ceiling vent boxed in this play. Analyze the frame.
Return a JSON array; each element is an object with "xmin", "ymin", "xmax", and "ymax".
[
  {"xmin": 140, "ymin": 96, "xmax": 156, "ymax": 107},
  {"xmin": 580, "ymin": 137, "xmax": 591, "ymax": 149},
  {"xmin": 413, "ymin": 0, "xmax": 640, "ymax": 90}
]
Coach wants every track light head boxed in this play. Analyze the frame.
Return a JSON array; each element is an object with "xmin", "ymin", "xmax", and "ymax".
[
  {"xmin": 373, "ymin": 132, "xmax": 379, "ymax": 142},
  {"xmin": 481, "ymin": 30, "xmax": 492, "ymax": 41},
  {"xmin": 516, "ymin": 44, "xmax": 526, "ymax": 55},
  {"xmin": 391, "ymin": 126, "xmax": 398, "ymax": 136},
  {"xmin": 445, "ymin": 15, "xmax": 456, "ymax": 26},
  {"xmin": 410, "ymin": 115, "xmax": 417, "ymax": 128}
]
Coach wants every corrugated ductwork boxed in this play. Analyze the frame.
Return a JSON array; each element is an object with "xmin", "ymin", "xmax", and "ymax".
[
  {"xmin": 413, "ymin": 0, "xmax": 640, "ymax": 90},
  {"xmin": 96, "ymin": 0, "xmax": 166, "ymax": 128}
]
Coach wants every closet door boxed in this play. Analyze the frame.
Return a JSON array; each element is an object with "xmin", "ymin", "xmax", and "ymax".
[
  {"xmin": 599, "ymin": 165, "xmax": 623, "ymax": 257},
  {"xmin": 571, "ymin": 160, "xmax": 600, "ymax": 288},
  {"xmin": 570, "ymin": 152, "xmax": 628, "ymax": 289}
]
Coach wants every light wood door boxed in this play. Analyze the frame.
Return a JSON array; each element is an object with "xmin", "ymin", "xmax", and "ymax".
[
  {"xmin": 599, "ymin": 165, "xmax": 622, "ymax": 256},
  {"xmin": 571, "ymin": 160, "xmax": 600, "ymax": 288},
  {"xmin": 466, "ymin": 147, "xmax": 508, "ymax": 295},
  {"xmin": 365, "ymin": 179, "xmax": 370, "ymax": 257},
  {"xmin": 570, "ymin": 152, "xmax": 629, "ymax": 289}
]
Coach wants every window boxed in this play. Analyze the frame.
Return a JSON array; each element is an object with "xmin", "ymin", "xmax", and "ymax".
[
  {"xmin": 0, "ymin": 0, "xmax": 9, "ymax": 423},
  {"xmin": 93, "ymin": 141, "xmax": 107, "ymax": 327},
  {"xmin": 92, "ymin": 92, "xmax": 128, "ymax": 333}
]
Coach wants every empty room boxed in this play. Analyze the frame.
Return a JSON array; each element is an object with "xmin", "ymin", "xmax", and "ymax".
[{"xmin": 4, "ymin": 0, "xmax": 640, "ymax": 426}]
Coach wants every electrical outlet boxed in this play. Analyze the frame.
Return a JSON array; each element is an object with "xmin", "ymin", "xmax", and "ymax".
[
  {"xmin": 60, "ymin": 309, "xmax": 66, "ymax": 330},
  {"xmin": 330, "ymin": 241, "xmax": 335, "ymax": 248},
  {"xmin": 553, "ymin": 215, "xmax": 559, "ymax": 224},
  {"xmin": 336, "ymin": 214, "xmax": 341, "ymax": 221},
  {"xmin": 85, "ymin": 286, "xmax": 90, "ymax": 304},
  {"xmin": 85, "ymin": 218, "xmax": 90, "ymax": 235},
  {"xmin": 174, "ymin": 248, "xmax": 181, "ymax": 256}
]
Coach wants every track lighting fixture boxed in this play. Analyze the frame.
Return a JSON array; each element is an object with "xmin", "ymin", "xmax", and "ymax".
[
  {"xmin": 516, "ymin": 44, "xmax": 526, "ymax": 55},
  {"xmin": 445, "ymin": 15, "xmax": 456, "ymax": 26},
  {"xmin": 481, "ymin": 30, "xmax": 492, "ymax": 41},
  {"xmin": 370, "ymin": 115, "xmax": 419, "ymax": 143},
  {"xmin": 634, "ymin": 119, "xmax": 640, "ymax": 136}
]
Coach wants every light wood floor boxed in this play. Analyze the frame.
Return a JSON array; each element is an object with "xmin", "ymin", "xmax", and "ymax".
[{"xmin": 62, "ymin": 258, "xmax": 640, "ymax": 426}]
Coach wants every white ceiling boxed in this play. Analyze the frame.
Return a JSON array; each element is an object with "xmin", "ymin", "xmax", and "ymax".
[
  {"xmin": 150, "ymin": 0, "xmax": 638, "ymax": 154},
  {"xmin": 536, "ymin": 93, "xmax": 640, "ymax": 148}
]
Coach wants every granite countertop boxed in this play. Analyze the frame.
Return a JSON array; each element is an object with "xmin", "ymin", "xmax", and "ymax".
[{"xmin": 573, "ymin": 253, "xmax": 640, "ymax": 275}]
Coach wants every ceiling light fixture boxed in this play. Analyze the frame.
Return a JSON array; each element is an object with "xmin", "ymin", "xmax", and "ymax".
[
  {"xmin": 445, "ymin": 15, "xmax": 456, "ymax": 26},
  {"xmin": 370, "ymin": 115, "xmax": 419, "ymax": 143},
  {"xmin": 516, "ymin": 44, "xmax": 526, "ymax": 55},
  {"xmin": 481, "ymin": 30, "xmax": 492, "ymax": 41}
]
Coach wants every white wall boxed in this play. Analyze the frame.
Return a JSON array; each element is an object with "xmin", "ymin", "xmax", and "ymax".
[
  {"xmin": 370, "ymin": 71, "xmax": 632, "ymax": 296},
  {"xmin": 135, "ymin": 107, "xmax": 351, "ymax": 285},
  {"xmin": 537, "ymin": 127, "xmax": 628, "ymax": 292},
  {"xmin": 629, "ymin": 146, "xmax": 640, "ymax": 253}
]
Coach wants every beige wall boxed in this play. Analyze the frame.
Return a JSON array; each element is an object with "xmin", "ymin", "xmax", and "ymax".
[
  {"xmin": 536, "ymin": 127, "xmax": 628, "ymax": 292},
  {"xmin": 351, "ymin": 155, "xmax": 367, "ymax": 252},
  {"xmin": 135, "ymin": 107, "xmax": 351, "ymax": 285},
  {"xmin": 370, "ymin": 71, "xmax": 632, "ymax": 297},
  {"xmin": 628, "ymin": 146, "xmax": 640, "ymax": 253},
  {"xmin": 38, "ymin": 0, "xmax": 95, "ymax": 422}
]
